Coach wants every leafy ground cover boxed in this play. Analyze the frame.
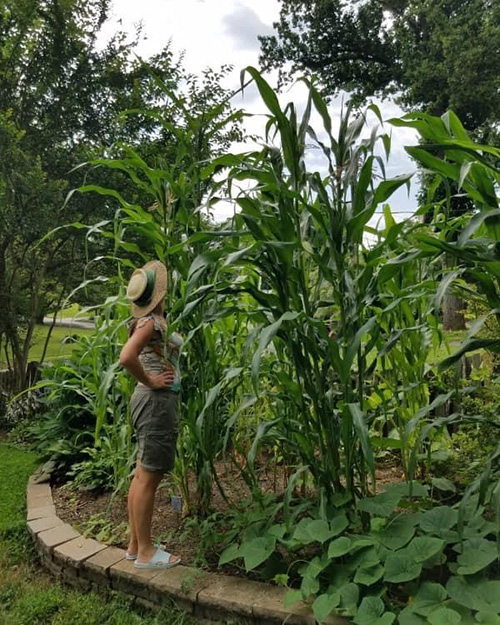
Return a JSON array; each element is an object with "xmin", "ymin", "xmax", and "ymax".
[{"xmin": 51, "ymin": 449, "xmax": 500, "ymax": 624}]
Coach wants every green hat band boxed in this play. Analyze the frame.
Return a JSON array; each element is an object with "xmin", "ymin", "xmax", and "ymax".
[{"xmin": 134, "ymin": 270, "xmax": 156, "ymax": 306}]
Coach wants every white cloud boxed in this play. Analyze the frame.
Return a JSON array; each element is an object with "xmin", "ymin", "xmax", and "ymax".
[{"xmin": 222, "ymin": 2, "xmax": 274, "ymax": 51}]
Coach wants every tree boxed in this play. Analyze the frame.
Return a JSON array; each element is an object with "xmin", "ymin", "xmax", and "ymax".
[
  {"xmin": 0, "ymin": 0, "xmax": 183, "ymax": 388},
  {"xmin": 0, "ymin": 1, "xmax": 245, "ymax": 389},
  {"xmin": 260, "ymin": 0, "xmax": 500, "ymax": 135}
]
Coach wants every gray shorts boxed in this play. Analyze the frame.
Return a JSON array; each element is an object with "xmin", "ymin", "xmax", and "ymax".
[{"xmin": 130, "ymin": 386, "xmax": 179, "ymax": 473}]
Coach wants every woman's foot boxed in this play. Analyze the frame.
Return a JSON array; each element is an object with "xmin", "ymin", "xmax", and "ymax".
[
  {"xmin": 134, "ymin": 545, "xmax": 181, "ymax": 569},
  {"xmin": 136, "ymin": 543, "xmax": 158, "ymax": 563},
  {"xmin": 126, "ymin": 540, "xmax": 138, "ymax": 559}
]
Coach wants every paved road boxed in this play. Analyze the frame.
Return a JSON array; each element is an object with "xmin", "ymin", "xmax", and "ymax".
[{"xmin": 42, "ymin": 316, "xmax": 95, "ymax": 330}]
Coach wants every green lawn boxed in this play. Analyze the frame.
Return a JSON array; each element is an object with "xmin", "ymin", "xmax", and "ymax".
[
  {"xmin": 0, "ymin": 443, "xmax": 212, "ymax": 625},
  {"xmin": 0, "ymin": 325, "xmax": 94, "ymax": 369},
  {"xmin": 48, "ymin": 303, "xmax": 91, "ymax": 321},
  {"xmin": 428, "ymin": 330, "xmax": 468, "ymax": 364},
  {"xmin": 0, "ymin": 444, "xmax": 39, "ymax": 534}
]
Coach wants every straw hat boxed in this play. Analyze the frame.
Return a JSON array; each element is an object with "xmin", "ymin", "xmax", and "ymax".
[{"xmin": 126, "ymin": 260, "xmax": 168, "ymax": 318}]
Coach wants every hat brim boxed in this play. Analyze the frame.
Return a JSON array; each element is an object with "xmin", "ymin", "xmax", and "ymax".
[{"xmin": 130, "ymin": 260, "xmax": 168, "ymax": 318}]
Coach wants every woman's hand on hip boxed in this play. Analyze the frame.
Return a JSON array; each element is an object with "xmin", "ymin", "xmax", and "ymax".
[{"xmin": 147, "ymin": 369, "xmax": 174, "ymax": 390}]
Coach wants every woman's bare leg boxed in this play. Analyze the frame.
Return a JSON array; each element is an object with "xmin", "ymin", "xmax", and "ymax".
[
  {"xmin": 133, "ymin": 464, "xmax": 180, "ymax": 563},
  {"xmin": 127, "ymin": 461, "xmax": 141, "ymax": 555}
]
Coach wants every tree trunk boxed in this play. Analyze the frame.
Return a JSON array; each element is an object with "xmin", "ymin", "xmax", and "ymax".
[{"xmin": 443, "ymin": 292, "xmax": 466, "ymax": 331}]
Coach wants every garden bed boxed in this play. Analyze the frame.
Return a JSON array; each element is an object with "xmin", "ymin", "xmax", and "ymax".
[{"xmin": 52, "ymin": 458, "xmax": 405, "ymax": 571}]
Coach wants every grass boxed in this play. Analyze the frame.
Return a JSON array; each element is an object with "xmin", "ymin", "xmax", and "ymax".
[
  {"xmin": 428, "ymin": 329, "xmax": 468, "ymax": 364},
  {"xmin": 0, "ymin": 325, "xmax": 94, "ymax": 369},
  {"xmin": 0, "ymin": 442, "xmax": 236, "ymax": 625},
  {"xmin": 48, "ymin": 303, "xmax": 91, "ymax": 321},
  {"xmin": 0, "ymin": 444, "xmax": 39, "ymax": 534}
]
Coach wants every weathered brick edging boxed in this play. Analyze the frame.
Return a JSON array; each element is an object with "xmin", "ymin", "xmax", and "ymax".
[{"xmin": 27, "ymin": 469, "xmax": 348, "ymax": 624}]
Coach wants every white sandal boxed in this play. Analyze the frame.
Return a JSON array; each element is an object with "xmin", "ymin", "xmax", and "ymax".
[{"xmin": 134, "ymin": 546, "xmax": 181, "ymax": 570}]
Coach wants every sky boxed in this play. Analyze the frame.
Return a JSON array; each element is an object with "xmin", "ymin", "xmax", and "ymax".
[{"xmin": 99, "ymin": 0, "xmax": 420, "ymax": 224}]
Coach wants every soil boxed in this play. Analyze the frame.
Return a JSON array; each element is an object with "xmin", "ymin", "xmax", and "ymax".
[{"xmin": 52, "ymin": 456, "xmax": 404, "ymax": 571}]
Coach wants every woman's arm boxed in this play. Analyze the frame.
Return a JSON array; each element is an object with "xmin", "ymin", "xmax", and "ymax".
[{"xmin": 119, "ymin": 320, "xmax": 174, "ymax": 390}]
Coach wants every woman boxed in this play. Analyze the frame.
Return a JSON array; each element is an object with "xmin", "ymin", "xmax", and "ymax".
[{"xmin": 119, "ymin": 260, "xmax": 182, "ymax": 569}]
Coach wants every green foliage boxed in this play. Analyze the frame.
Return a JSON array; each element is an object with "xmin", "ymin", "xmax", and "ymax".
[
  {"xmin": 444, "ymin": 387, "xmax": 500, "ymax": 485},
  {"xmin": 188, "ymin": 68, "xmax": 438, "ymax": 503},
  {"xmin": 27, "ymin": 296, "xmax": 135, "ymax": 495},
  {"xmin": 78, "ymin": 513, "xmax": 129, "ymax": 546},
  {"xmin": 213, "ymin": 489, "xmax": 498, "ymax": 623},
  {"xmin": 26, "ymin": 62, "xmax": 500, "ymax": 624},
  {"xmin": 0, "ymin": 0, "xmax": 220, "ymax": 390},
  {"xmin": 260, "ymin": 0, "xmax": 500, "ymax": 134},
  {"xmin": 62, "ymin": 61, "xmax": 247, "ymax": 513}
]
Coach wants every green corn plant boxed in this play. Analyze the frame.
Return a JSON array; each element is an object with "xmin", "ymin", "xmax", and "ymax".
[
  {"xmin": 389, "ymin": 110, "xmax": 500, "ymax": 531},
  {"xmin": 366, "ymin": 208, "xmax": 447, "ymax": 479},
  {"xmin": 64, "ymin": 66, "xmax": 252, "ymax": 513},
  {"xmin": 187, "ymin": 68, "xmax": 425, "ymax": 503}
]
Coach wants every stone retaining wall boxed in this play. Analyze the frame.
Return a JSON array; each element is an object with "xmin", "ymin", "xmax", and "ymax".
[{"xmin": 27, "ymin": 470, "xmax": 348, "ymax": 625}]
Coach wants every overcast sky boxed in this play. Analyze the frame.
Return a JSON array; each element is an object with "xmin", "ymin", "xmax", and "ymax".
[{"xmin": 99, "ymin": 0, "xmax": 419, "ymax": 224}]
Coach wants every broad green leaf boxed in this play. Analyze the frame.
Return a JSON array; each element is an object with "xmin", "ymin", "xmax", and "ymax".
[
  {"xmin": 432, "ymin": 478, "xmax": 457, "ymax": 493},
  {"xmin": 384, "ymin": 554, "xmax": 422, "ymax": 583},
  {"xmin": 339, "ymin": 583, "xmax": 359, "ymax": 616},
  {"xmin": 312, "ymin": 591, "xmax": 341, "ymax": 623},
  {"xmin": 348, "ymin": 545, "xmax": 380, "ymax": 571},
  {"xmin": 447, "ymin": 577, "xmax": 500, "ymax": 613},
  {"xmin": 398, "ymin": 606, "xmax": 427, "ymax": 624},
  {"xmin": 219, "ymin": 543, "xmax": 240, "ymax": 566},
  {"xmin": 284, "ymin": 589, "xmax": 303, "ymax": 609},
  {"xmin": 412, "ymin": 582, "xmax": 448, "ymax": 617},
  {"xmin": 475, "ymin": 614, "xmax": 500, "ymax": 624},
  {"xmin": 294, "ymin": 518, "xmax": 333, "ymax": 545},
  {"xmin": 304, "ymin": 555, "xmax": 330, "ymax": 579},
  {"xmin": 427, "ymin": 607, "xmax": 461, "ymax": 625},
  {"xmin": 328, "ymin": 536, "xmax": 352, "ymax": 558},
  {"xmin": 420, "ymin": 507, "xmax": 458, "ymax": 535},
  {"xmin": 358, "ymin": 491, "xmax": 402, "ymax": 517},
  {"xmin": 354, "ymin": 597, "xmax": 385, "ymax": 623},
  {"xmin": 308, "ymin": 519, "xmax": 336, "ymax": 544},
  {"xmin": 377, "ymin": 515, "xmax": 416, "ymax": 550},
  {"xmin": 301, "ymin": 573, "xmax": 320, "ymax": 598},
  {"xmin": 354, "ymin": 563, "xmax": 384, "ymax": 586},
  {"xmin": 331, "ymin": 513, "xmax": 350, "ymax": 536},
  {"xmin": 268, "ymin": 524, "xmax": 286, "ymax": 539},
  {"xmin": 354, "ymin": 597, "xmax": 396, "ymax": 625},
  {"xmin": 442, "ymin": 603, "xmax": 476, "ymax": 625},
  {"xmin": 240, "ymin": 536, "xmax": 276, "ymax": 571},
  {"xmin": 456, "ymin": 538, "xmax": 498, "ymax": 575},
  {"xmin": 350, "ymin": 536, "xmax": 377, "ymax": 551},
  {"xmin": 406, "ymin": 537, "xmax": 445, "ymax": 563}
]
